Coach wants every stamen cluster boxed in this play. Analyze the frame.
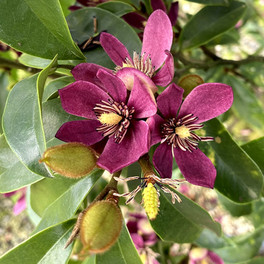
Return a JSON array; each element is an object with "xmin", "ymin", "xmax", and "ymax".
[
  {"xmin": 161, "ymin": 114, "xmax": 214, "ymax": 152},
  {"xmin": 94, "ymin": 99, "xmax": 135, "ymax": 143}
]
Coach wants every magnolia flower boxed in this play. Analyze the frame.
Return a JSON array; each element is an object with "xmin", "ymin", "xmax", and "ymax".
[
  {"xmin": 148, "ymin": 83, "xmax": 233, "ymax": 188},
  {"xmin": 56, "ymin": 69, "xmax": 156, "ymax": 173},
  {"xmin": 72, "ymin": 10, "xmax": 174, "ymax": 93},
  {"xmin": 3, "ymin": 188, "xmax": 27, "ymax": 215}
]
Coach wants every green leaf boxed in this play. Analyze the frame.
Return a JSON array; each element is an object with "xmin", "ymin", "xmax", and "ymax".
[
  {"xmin": 67, "ymin": 7, "xmax": 141, "ymax": 68},
  {"xmin": 43, "ymin": 76, "xmax": 74, "ymax": 101},
  {"xmin": 186, "ymin": 0, "xmax": 230, "ymax": 5},
  {"xmin": 0, "ymin": 134, "xmax": 42, "ymax": 193},
  {"xmin": 3, "ymin": 74, "xmax": 50, "ymax": 177},
  {"xmin": 33, "ymin": 170, "xmax": 102, "ymax": 233},
  {"xmin": 204, "ymin": 118, "xmax": 263, "ymax": 203},
  {"xmin": 96, "ymin": 221, "xmax": 142, "ymax": 264},
  {"xmin": 218, "ymin": 192, "xmax": 252, "ymax": 217},
  {"xmin": 0, "ymin": 72, "xmax": 8, "ymax": 134},
  {"xmin": 0, "ymin": 220, "xmax": 74, "ymax": 264},
  {"xmin": 151, "ymin": 191, "xmax": 221, "ymax": 243},
  {"xmin": 0, "ymin": 0, "xmax": 84, "ymax": 60},
  {"xmin": 98, "ymin": 1, "xmax": 135, "ymax": 17},
  {"xmin": 2, "ymin": 57, "xmax": 58, "ymax": 177},
  {"xmin": 179, "ymin": 1, "xmax": 246, "ymax": 50},
  {"xmin": 59, "ymin": 0, "xmax": 75, "ymax": 17},
  {"xmin": 242, "ymin": 137, "xmax": 264, "ymax": 175},
  {"xmin": 225, "ymin": 75, "xmax": 264, "ymax": 129}
]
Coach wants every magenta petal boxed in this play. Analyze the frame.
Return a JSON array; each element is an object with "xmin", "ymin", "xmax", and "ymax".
[
  {"xmin": 130, "ymin": 233, "xmax": 144, "ymax": 249},
  {"xmin": 55, "ymin": 120, "xmax": 104, "ymax": 146},
  {"xmin": 207, "ymin": 251, "xmax": 224, "ymax": 264},
  {"xmin": 173, "ymin": 148, "xmax": 216, "ymax": 188},
  {"xmin": 142, "ymin": 10, "xmax": 173, "ymax": 69},
  {"xmin": 97, "ymin": 69, "xmax": 127, "ymax": 102},
  {"xmin": 59, "ymin": 81, "xmax": 109, "ymax": 119},
  {"xmin": 152, "ymin": 50, "xmax": 174, "ymax": 87},
  {"xmin": 147, "ymin": 114, "xmax": 164, "ymax": 146},
  {"xmin": 71, "ymin": 63, "xmax": 110, "ymax": 87},
  {"xmin": 122, "ymin": 12, "xmax": 146, "ymax": 30},
  {"xmin": 178, "ymin": 83, "xmax": 233, "ymax": 123},
  {"xmin": 168, "ymin": 2, "xmax": 179, "ymax": 26},
  {"xmin": 116, "ymin": 67, "xmax": 158, "ymax": 93},
  {"xmin": 13, "ymin": 194, "xmax": 26, "ymax": 215},
  {"xmin": 100, "ymin": 32, "xmax": 132, "ymax": 66},
  {"xmin": 151, "ymin": 0, "xmax": 167, "ymax": 11},
  {"xmin": 157, "ymin": 83, "xmax": 183, "ymax": 118},
  {"xmin": 97, "ymin": 121, "xmax": 149, "ymax": 173},
  {"xmin": 153, "ymin": 143, "xmax": 173, "ymax": 178},
  {"xmin": 127, "ymin": 75, "xmax": 157, "ymax": 119}
]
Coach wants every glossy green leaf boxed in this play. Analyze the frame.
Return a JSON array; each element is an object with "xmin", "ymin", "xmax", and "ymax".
[
  {"xmin": 225, "ymin": 75, "xmax": 264, "ymax": 129},
  {"xmin": 0, "ymin": 220, "xmax": 74, "ymax": 264},
  {"xmin": 2, "ymin": 74, "xmax": 50, "ymax": 177},
  {"xmin": 30, "ymin": 175, "xmax": 78, "ymax": 217},
  {"xmin": 67, "ymin": 7, "xmax": 141, "ymax": 68},
  {"xmin": 204, "ymin": 118, "xmax": 263, "ymax": 203},
  {"xmin": 0, "ymin": 134, "xmax": 42, "ymax": 193},
  {"xmin": 250, "ymin": 199, "xmax": 264, "ymax": 228},
  {"xmin": 242, "ymin": 137, "xmax": 264, "ymax": 175},
  {"xmin": 151, "ymin": 191, "xmax": 221, "ymax": 243},
  {"xmin": 186, "ymin": 0, "xmax": 229, "ymax": 5},
  {"xmin": 34, "ymin": 170, "xmax": 102, "ymax": 233},
  {"xmin": 218, "ymin": 192, "xmax": 252, "ymax": 217},
  {"xmin": 0, "ymin": 72, "xmax": 8, "ymax": 134},
  {"xmin": 98, "ymin": 1, "xmax": 135, "ymax": 17},
  {"xmin": 0, "ymin": 0, "xmax": 84, "ymax": 60},
  {"xmin": 59, "ymin": 0, "xmax": 75, "ymax": 17},
  {"xmin": 206, "ymin": 28, "xmax": 240, "ymax": 46},
  {"xmin": 179, "ymin": 1, "xmax": 246, "ymax": 50},
  {"xmin": 2, "ymin": 57, "xmax": 58, "ymax": 177},
  {"xmin": 43, "ymin": 76, "xmax": 74, "ymax": 101},
  {"xmin": 42, "ymin": 98, "xmax": 83, "ymax": 144},
  {"xmin": 96, "ymin": 222, "xmax": 142, "ymax": 264}
]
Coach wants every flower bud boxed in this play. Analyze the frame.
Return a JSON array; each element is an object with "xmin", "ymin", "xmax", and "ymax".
[
  {"xmin": 39, "ymin": 143, "xmax": 97, "ymax": 178},
  {"xmin": 178, "ymin": 74, "xmax": 204, "ymax": 97},
  {"xmin": 80, "ymin": 200, "xmax": 122, "ymax": 253}
]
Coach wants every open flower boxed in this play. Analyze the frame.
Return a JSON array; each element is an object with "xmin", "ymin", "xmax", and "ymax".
[
  {"xmin": 148, "ymin": 83, "xmax": 233, "ymax": 188},
  {"xmin": 55, "ymin": 69, "xmax": 156, "ymax": 173},
  {"xmin": 72, "ymin": 10, "xmax": 174, "ymax": 93}
]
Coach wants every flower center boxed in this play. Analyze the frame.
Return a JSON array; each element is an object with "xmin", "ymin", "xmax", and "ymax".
[
  {"xmin": 161, "ymin": 114, "xmax": 214, "ymax": 152},
  {"xmin": 115, "ymin": 51, "xmax": 155, "ymax": 78},
  {"xmin": 94, "ymin": 99, "xmax": 134, "ymax": 144}
]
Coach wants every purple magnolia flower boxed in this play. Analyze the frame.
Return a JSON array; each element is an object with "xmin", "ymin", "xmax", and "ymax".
[
  {"xmin": 148, "ymin": 83, "xmax": 233, "ymax": 188},
  {"xmin": 189, "ymin": 248, "xmax": 224, "ymax": 264},
  {"xmin": 3, "ymin": 188, "xmax": 27, "ymax": 215},
  {"xmin": 72, "ymin": 10, "xmax": 174, "ymax": 93},
  {"xmin": 55, "ymin": 69, "xmax": 156, "ymax": 173}
]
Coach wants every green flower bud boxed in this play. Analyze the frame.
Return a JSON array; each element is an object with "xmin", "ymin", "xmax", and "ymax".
[
  {"xmin": 80, "ymin": 200, "xmax": 122, "ymax": 254},
  {"xmin": 39, "ymin": 143, "xmax": 97, "ymax": 178},
  {"xmin": 178, "ymin": 74, "xmax": 204, "ymax": 97}
]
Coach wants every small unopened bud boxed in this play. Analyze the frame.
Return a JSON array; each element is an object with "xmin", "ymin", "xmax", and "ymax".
[
  {"xmin": 178, "ymin": 74, "xmax": 204, "ymax": 97},
  {"xmin": 80, "ymin": 200, "xmax": 122, "ymax": 253},
  {"xmin": 39, "ymin": 143, "xmax": 97, "ymax": 178}
]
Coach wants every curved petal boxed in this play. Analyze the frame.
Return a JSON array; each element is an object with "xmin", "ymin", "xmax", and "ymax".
[
  {"xmin": 71, "ymin": 63, "xmax": 110, "ymax": 88},
  {"xmin": 173, "ymin": 148, "xmax": 216, "ymax": 188},
  {"xmin": 100, "ymin": 32, "xmax": 132, "ymax": 66},
  {"xmin": 157, "ymin": 83, "xmax": 183, "ymax": 118},
  {"xmin": 142, "ymin": 10, "xmax": 173, "ymax": 69},
  {"xmin": 168, "ymin": 2, "xmax": 179, "ymax": 26},
  {"xmin": 147, "ymin": 114, "xmax": 164, "ymax": 146},
  {"xmin": 116, "ymin": 67, "xmax": 158, "ymax": 93},
  {"xmin": 97, "ymin": 69, "xmax": 127, "ymax": 102},
  {"xmin": 127, "ymin": 75, "xmax": 157, "ymax": 119},
  {"xmin": 178, "ymin": 83, "xmax": 233, "ymax": 123},
  {"xmin": 130, "ymin": 234, "xmax": 144, "ymax": 249},
  {"xmin": 122, "ymin": 12, "xmax": 146, "ymax": 30},
  {"xmin": 97, "ymin": 121, "xmax": 149, "ymax": 173},
  {"xmin": 13, "ymin": 195, "xmax": 26, "ymax": 215},
  {"xmin": 152, "ymin": 50, "xmax": 174, "ymax": 87},
  {"xmin": 59, "ymin": 81, "xmax": 110, "ymax": 119},
  {"xmin": 151, "ymin": 0, "xmax": 167, "ymax": 11},
  {"xmin": 55, "ymin": 120, "xmax": 104, "ymax": 146},
  {"xmin": 153, "ymin": 143, "xmax": 173, "ymax": 178}
]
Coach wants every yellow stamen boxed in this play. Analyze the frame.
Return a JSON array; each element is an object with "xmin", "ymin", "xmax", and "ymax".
[
  {"xmin": 175, "ymin": 125, "xmax": 190, "ymax": 139},
  {"xmin": 142, "ymin": 183, "xmax": 159, "ymax": 220},
  {"xmin": 98, "ymin": 113, "xmax": 122, "ymax": 125},
  {"xmin": 122, "ymin": 62, "xmax": 134, "ymax": 68}
]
